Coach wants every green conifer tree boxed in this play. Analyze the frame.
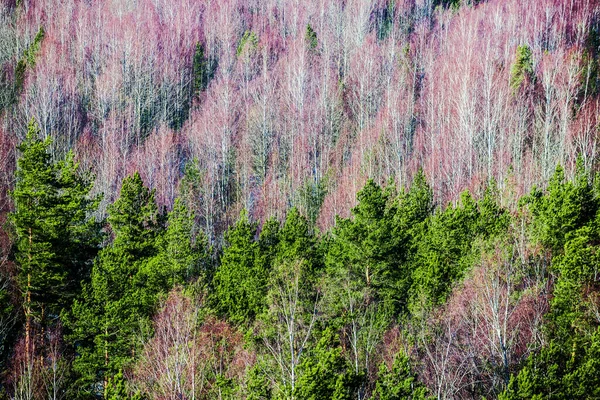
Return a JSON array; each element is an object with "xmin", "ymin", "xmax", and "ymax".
[
  {"xmin": 527, "ymin": 160, "xmax": 596, "ymax": 253},
  {"xmin": 328, "ymin": 180, "xmax": 393, "ymax": 292},
  {"xmin": 501, "ymin": 185, "xmax": 600, "ymax": 399},
  {"xmin": 11, "ymin": 120, "xmax": 100, "ymax": 334},
  {"xmin": 305, "ymin": 24, "xmax": 318, "ymax": 50},
  {"xmin": 295, "ymin": 329, "xmax": 361, "ymax": 400},
  {"xmin": 410, "ymin": 190, "xmax": 480, "ymax": 307},
  {"xmin": 276, "ymin": 207, "xmax": 317, "ymax": 276},
  {"xmin": 211, "ymin": 210, "xmax": 262, "ymax": 324},
  {"xmin": 510, "ymin": 44, "xmax": 534, "ymax": 92},
  {"xmin": 374, "ymin": 351, "xmax": 431, "ymax": 400},
  {"xmin": 11, "ymin": 120, "xmax": 60, "ymax": 332},
  {"xmin": 69, "ymin": 173, "xmax": 164, "ymax": 396},
  {"xmin": 148, "ymin": 198, "xmax": 209, "ymax": 289}
]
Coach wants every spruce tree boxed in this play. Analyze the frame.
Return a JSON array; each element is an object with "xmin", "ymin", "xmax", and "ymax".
[
  {"xmin": 54, "ymin": 150, "xmax": 102, "ymax": 303},
  {"xmin": 276, "ymin": 207, "xmax": 317, "ymax": 276}
]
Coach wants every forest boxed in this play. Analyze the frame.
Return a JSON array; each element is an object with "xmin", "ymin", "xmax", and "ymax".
[{"xmin": 1, "ymin": 0, "xmax": 600, "ymax": 398}]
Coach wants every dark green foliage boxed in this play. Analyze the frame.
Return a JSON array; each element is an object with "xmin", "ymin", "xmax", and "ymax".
[
  {"xmin": 10, "ymin": 135, "xmax": 600, "ymax": 400},
  {"xmin": 212, "ymin": 207, "xmax": 317, "ymax": 326},
  {"xmin": 406, "ymin": 180, "xmax": 508, "ymax": 311},
  {"xmin": 501, "ymin": 180, "xmax": 600, "ymax": 399},
  {"xmin": 68, "ymin": 173, "xmax": 165, "ymax": 394},
  {"xmin": 374, "ymin": 351, "xmax": 431, "ymax": 400},
  {"xmin": 14, "ymin": 26, "xmax": 45, "ymax": 98},
  {"xmin": 105, "ymin": 370, "xmax": 141, "ymax": 400},
  {"xmin": 326, "ymin": 179, "xmax": 404, "ymax": 311},
  {"xmin": 391, "ymin": 170, "xmax": 434, "ymax": 266},
  {"xmin": 406, "ymin": 180, "xmax": 509, "ymax": 310},
  {"xmin": 550, "ymin": 225, "xmax": 600, "ymax": 336},
  {"xmin": 295, "ymin": 329, "xmax": 361, "ymax": 400},
  {"xmin": 12, "ymin": 58, "xmax": 26, "ymax": 98},
  {"xmin": 246, "ymin": 363, "xmax": 272, "ymax": 400},
  {"xmin": 253, "ymin": 217, "xmax": 280, "ymax": 300},
  {"xmin": 165, "ymin": 42, "xmax": 217, "ymax": 130},
  {"xmin": 105, "ymin": 172, "xmax": 161, "ymax": 258},
  {"xmin": 501, "ymin": 329, "xmax": 600, "ymax": 400},
  {"xmin": 395, "ymin": 170, "xmax": 434, "ymax": 229},
  {"xmin": 525, "ymin": 161, "xmax": 596, "ymax": 253},
  {"xmin": 306, "ymin": 24, "xmax": 318, "ymax": 50},
  {"xmin": 212, "ymin": 210, "xmax": 263, "ymax": 324},
  {"xmin": 276, "ymin": 207, "xmax": 318, "ymax": 276},
  {"xmin": 11, "ymin": 121, "xmax": 61, "ymax": 320},
  {"xmin": 55, "ymin": 151, "xmax": 103, "ymax": 299},
  {"xmin": 324, "ymin": 172, "xmax": 437, "ymax": 319},
  {"xmin": 148, "ymin": 198, "xmax": 210, "ymax": 288},
  {"xmin": 410, "ymin": 190, "xmax": 480, "ymax": 307},
  {"xmin": 191, "ymin": 42, "xmax": 216, "ymax": 101},
  {"xmin": 510, "ymin": 45, "xmax": 534, "ymax": 92},
  {"xmin": 11, "ymin": 120, "xmax": 100, "ymax": 321},
  {"xmin": 478, "ymin": 179, "xmax": 511, "ymax": 237}
]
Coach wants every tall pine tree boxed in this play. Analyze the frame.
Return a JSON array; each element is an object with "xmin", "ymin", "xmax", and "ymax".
[
  {"xmin": 211, "ymin": 210, "xmax": 262, "ymax": 324},
  {"xmin": 69, "ymin": 173, "xmax": 164, "ymax": 397},
  {"xmin": 11, "ymin": 119, "xmax": 100, "ymax": 349}
]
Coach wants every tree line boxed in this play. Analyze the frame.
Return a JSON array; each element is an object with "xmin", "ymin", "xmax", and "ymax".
[{"xmin": 1, "ymin": 119, "xmax": 599, "ymax": 399}]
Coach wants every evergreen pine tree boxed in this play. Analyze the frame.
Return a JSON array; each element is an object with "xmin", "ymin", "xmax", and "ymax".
[
  {"xmin": 11, "ymin": 120, "xmax": 100, "ymax": 336},
  {"xmin": 254, "ymin": 216, "xmax": 280, "ymax": 294},
  {"xmin": 12, "ymin": 120, "xmax": 61, "ymax": 328},
  {"xmin": 526, "ymin": 160, "xmax": 596, "ymax": 254},
  {"xmin": 148, "ymin": 198, "xmax": 209, "ymax": 289},
  {"xmin": 374, "ymin": 351, "xmax": 431, "ymax": 400},
  {"xmin": 295, "ymin": 328, "xmax": 361, "ymax": 400},
  {"xmin": 501, "ymin": 190, "xmax": 600, "ymax": 399},
  {"xmin": 510, "ymin": 44, "xmax": 534, "ymax": 92},
  {"xmin": 478, "ymin": 178, "xmax": 510, "ymax": 237},
  {"xmin": 212, "ymin": 210, "xmax": 262, "ymax": 324},
  {"xmin": 69, "ymin": 173, "xmax": 164, "ymax": 396},
  {"xmin": 410, "ymin": 190, "xmax": 480, "ymax": 307},
  {"xmin": 327, "ymin": 180, "xmax": 394, "ymax": 296},
  {"xmin": 276, "ymin": 207, "xmax": 317, "ymax": 276}
]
